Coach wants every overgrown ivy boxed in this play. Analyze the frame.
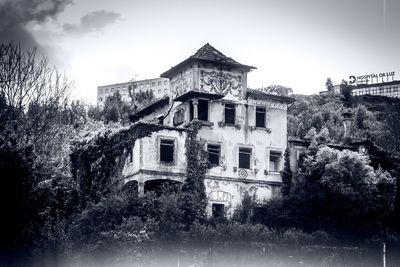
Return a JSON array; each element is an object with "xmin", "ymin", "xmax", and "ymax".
[
  {"xmin": 70, "ymin": 123, "xmax": 183, "ymax": 205},
  {"xmin": 70, "ymin": 120, "xmax": 209, "ymax": 222},
  {"xmin": 179, "ymin": 121, "xmax": 209, "ymax": 228},
  {"xmin": 281, "ymin": 148, "xmax": 292, "ymax": 196}
]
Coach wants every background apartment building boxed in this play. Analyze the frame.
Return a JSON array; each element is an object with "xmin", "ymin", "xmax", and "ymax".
[{"xmin": 97, "ymin": 77, "xmax": 170, "ymax": 107}]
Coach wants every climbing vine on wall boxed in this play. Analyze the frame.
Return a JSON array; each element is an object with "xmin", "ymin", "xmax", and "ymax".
[
  {"xmin": 179, "ymin": 121, "xmax": 209, "ymax": 227},
  {"xmin": 70, "ymin": 123, "xmax": 181, "ymax": 204},
  {"xmin": 281, "ymin": 148, "xmax": 293, "ymax": 197}
]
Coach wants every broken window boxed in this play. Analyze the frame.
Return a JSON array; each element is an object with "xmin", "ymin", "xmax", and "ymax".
[
  {"xmin": 256, "ymin": 107, "xmax": 266, "ymax": 128},
  {"xmin": 269, "ymin": 151, "xmax": 282, "ymax": 172},
  {"xmin": 224, "ymin": 103, "xmax": 235, "ymax": 124},
  {"xmin": 207, "ymin": 144, "xmax": 220, "ymax": 167},
  {"xmin": 160, "ymin": 139, "xmax": 174, "ymax": 163},
  {"xmin": 190, "ymin": 99, "xmax": 209, "ymax": 121},
  {"xmin": 212, "ymin": 203, "xmax": 225, "ymax": 218},
  {"xmin": 239, "ymin": 147, "xmax": 252, "ymax": 169},
  {"xmin": 198, "ymin": 99, "xmax": 209, "ymax": 121}
]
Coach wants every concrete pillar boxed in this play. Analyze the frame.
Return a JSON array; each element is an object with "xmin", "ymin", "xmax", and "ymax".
[
  {"xmin": 138, "ymin": 182, "xmax": 144, "ymax": 196},
  {"xmin": 192, "ymin": 98, "xmax": 199, "ymax": 120}
]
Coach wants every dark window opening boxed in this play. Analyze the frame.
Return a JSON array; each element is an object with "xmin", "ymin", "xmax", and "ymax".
[
  {"xmin": 160, "ymin": 139, "xmax": 174, "ymax": 163},
  {"xmin": 128, "ymin": 149, "xmax": 133, "ymax": 163},
  {"xmin": 198, "ymin": 99, "xmax": 209, "ymax": 121},
  {"xmin": 239, "ymin": 147, "xmax": 252, "ymax": 169},
  {"xmin": 212, "ymin": 203, "xmax": 225, "ymax": 218},
  {"xmin": 207, "ymin": 144, "xmax": 220, "ymax": 167},
  {"xmin": 269, "ymin": 151, "xmax": 282, "ymax": 172},
  {"xmin": 144, "ymin": 179, "xmax": 181, "ymax": 196},
  {"xmin": 190, "ymin": 101, "xmax": 194, "ymax": 120},
  {"xmin": 190, "ymin": 99, "xmax": 209, "ymax": 121},
  {"xmin": 256, "ymin": 107, "xmax": 266, "ymax": 128},
  {"xmin": 224, "ymin": 103, "xmax": 235, "ymax": 124}
]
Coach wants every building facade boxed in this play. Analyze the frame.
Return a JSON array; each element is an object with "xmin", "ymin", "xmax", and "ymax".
[
  {"xmin": 97, "ymin": 77, "xmax": 170, "ymax": 107},
  {"xmin": 122, "ymin": 43, "xmax": 294, "ymax": 217},
  {"xmin": 350, "ymin": 80, "xmax": 400, "ymax": 98},
  {"xmin": 320, "ymin": 80, "xmax": 400, "ymax": 99}
]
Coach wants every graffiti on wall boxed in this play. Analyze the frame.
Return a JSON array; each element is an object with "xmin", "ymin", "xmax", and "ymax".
[{"xmin": 208, "ymin": 190, "xmax": 233, "ymax": 202}]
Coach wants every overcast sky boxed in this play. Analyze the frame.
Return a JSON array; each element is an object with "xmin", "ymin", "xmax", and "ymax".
[{"xmin": 1, "ymin": 0, "xmax": 399, "ymax": 103}]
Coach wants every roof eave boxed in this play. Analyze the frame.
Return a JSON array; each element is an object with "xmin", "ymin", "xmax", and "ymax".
[{"xmin": 161, "ymin": 57, "xmax": 256, "ymax": 79}]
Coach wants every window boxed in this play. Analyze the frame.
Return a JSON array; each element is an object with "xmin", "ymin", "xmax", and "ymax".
[
  {"xmin": 207, "ymin": 144, "xmax": 220, "ymax": 166},
  {"xmin": 160, "ymin": 139, "xmax": 174, "ymax": 163},
  {"xmin": 190, "ymin": 99, "xmax": 209, "ymax": 121},
  {"xmin": 99, "ymin": 88, "xmax": 104, "ymax": 94},
  {"xmin": 224, "ymin": 103, "xmax": 235, "ymax": 124},
  {"xmin": 111, "ymin": 88, "xmax": 114, "ymax": 92},
  {"xmin": 140, "ymin": 83, "xmax": 144, "ymax": 88},
  {"xmin": 198, "ymin": 99, "xmax": 209, "ymax": 121},
  {"xmin": 127, "ymin": 149, "xmax": 133, "ymax": 163},
  {"xmin": 105, "ymin": 88, "xmax": 109, "ymax": 93},
  {"xmin": 146, "ymin": 83, "xmax": 150, "ymax": 87},
  {"xmin": 158, "ymin": 89, "xmax": 161, "ymax": 94},
  {"xmin": 152, "ymin": 82, "xmax": 156, "ymax": 86},
  {"xmin": 164, "ymin": 80, "xmax": 167, "ymax": 85},
  {"xmin": 158, "ymin": 81, "xmax": 161, "ymax": 86},
  {"xmin": 239, "ymin": 147, "xmax": 252, "ymax": 169},
  {"xmin": 212, "ymin": 203, "xmax": 224, "ymax": 218},
  {"xmin": 269, "ymin": 151, "xmax": 282, "ymax": 172},
  {"xmin": 256, "ymin": 107, "xmax": 266, "ymax": 128},
  {"xmin": 164, "ymin": 88, "xmax": 167, "ymax": 93}
]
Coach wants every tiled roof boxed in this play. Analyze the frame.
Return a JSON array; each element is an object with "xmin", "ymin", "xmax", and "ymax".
[
  {"xmin": 191, "ymin": 43, "xmax": 241, "ymax": 66},
  {"xmin": 161, "ymin": 43, "xmax": 255, "ymax": 78}
]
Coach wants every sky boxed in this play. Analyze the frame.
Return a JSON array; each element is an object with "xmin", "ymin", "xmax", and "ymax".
[{"xmin": 1, "ymin": 0, "xmax": 399, "ymax": 104}]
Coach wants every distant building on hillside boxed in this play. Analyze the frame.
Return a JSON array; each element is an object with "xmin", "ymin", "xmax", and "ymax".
[
  {"xmin": 97, "ymin": 77, "xmax": 170, "ymax": 108},
  {"xmin": 350, "ymin": 80, "xmax": 400, "ymax": 98},
  {"xmin": 320, "ymin": 75, "xmax": 400, "ymax": 99}
]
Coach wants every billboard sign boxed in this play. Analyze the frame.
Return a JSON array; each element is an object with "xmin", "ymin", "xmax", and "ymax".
[{"xmin": 349, "ymin": 71, "xmax": 395, "ymax": 85}]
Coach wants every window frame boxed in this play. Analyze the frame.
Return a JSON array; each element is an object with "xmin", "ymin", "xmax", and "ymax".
[
  {"xmin": 255, "ymin": 106, "xmax": 266, "ymax": 128},
  {"xmin": 159, "ymin": 137, "xmax": 176, "ymax": 164},
  {"xmin": 268, "ymin": 149, "xmax": 283, "ymax": 173},
  {"xmin": 224, "ymin": 102, "xmax": 236, "ymax": 125},
  {"xmin": 238, "ymin": 146, "xmax": 252, "ymax": 170},
  {"xmin": 207, "ymin": 143, "xmax": 221, "ymax": 167}
]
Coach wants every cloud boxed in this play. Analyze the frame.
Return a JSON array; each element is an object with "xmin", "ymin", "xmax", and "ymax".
[
  {"xmin": 62, "ymin": 10, "xmax": 121, "ymax": 35},
  {"xmin": 0, "ymin": 0, "xmax": 72, "ymax": 50}
]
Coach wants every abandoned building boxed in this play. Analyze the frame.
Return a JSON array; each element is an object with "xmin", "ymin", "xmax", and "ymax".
[{"xmin": 122, "ymin": 43, "xmax": 295, "ymax": 217}]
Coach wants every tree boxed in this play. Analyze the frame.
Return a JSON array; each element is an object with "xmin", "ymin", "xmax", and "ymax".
[
  {"xmin": 133, "ymin": 89, "xmax": 155, "ymax": 111},
  {"xmin": 261, "ymin": 85, "xmax": 293, "ymax": 96},
  {"xmin": 294, "ymin": 146, "xmax": 396, "ymax": 236},
  {"xmin": 340, "ymin": 79, "xmax": 353, "ymax": 107},
  {"xmin": 0, "ymin": 43, "xmax": 71, "ymax": 114},
  {"xmin": 325, "ymin": 78, "xmax": 334, "ymax": 92}
]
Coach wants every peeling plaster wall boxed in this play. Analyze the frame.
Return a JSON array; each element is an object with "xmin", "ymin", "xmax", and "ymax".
[
  {"xmin": 123, "ymin": 129, "xmax": 187, "ymax": 185},
  {"xmin": 205, "ymin": 178, "xmax": 276, "ymax": 217}
]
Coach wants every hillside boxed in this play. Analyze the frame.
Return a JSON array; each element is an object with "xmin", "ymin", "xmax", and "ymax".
[{"xmin": 288, "ymin": 93, "xmax": 400, "ymax": 155}]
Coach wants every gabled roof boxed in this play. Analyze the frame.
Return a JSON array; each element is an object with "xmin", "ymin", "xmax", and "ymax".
[
  {"xmin": 161, "ymin": 43, "xmax": 256, "ymax": 78},
  {"xmin": 246, "ymin": 89, "xmax": 295, "ymax": 104}
]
